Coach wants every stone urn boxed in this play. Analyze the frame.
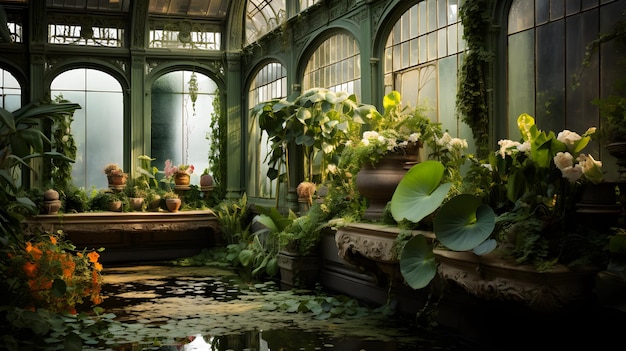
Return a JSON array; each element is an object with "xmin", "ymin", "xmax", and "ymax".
[
  {"xmin": 200, "ymin": 173, "xmax": 214, "ymax": 191},
  {"xmin": 43, "ymin": 189, "xmax": 62, "ymax": 215},
  {"xmin": 355, "ymin": 142, "xmax": 421, "ymax": 220}
]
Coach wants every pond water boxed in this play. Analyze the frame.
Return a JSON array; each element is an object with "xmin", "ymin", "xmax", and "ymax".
[{"xmin": 87, "ymin": 264, "xmax": 490, "ymax": 351}]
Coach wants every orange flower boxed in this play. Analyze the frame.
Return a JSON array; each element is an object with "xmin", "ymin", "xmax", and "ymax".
[
  {"xmin": 93, "ymin": 262, "xmax": 103, "ymax": 272},
  {"xmin": 87, "ymin": 251, "xmax": 99, "ymax": 263},
  {"xmin": 76, "ymin": 252, "xmax": 83, "ymax": 258},
  {"xmin": 62, "ymin": 259, "xmax": 76, "ymax": 279},
  {"xmin": 25, "ymin": 242, "xmax": 43, "ymax": 260},
  {"xmin": 23, "ymin": 261, "xmax": 38, "ymax": 277},
  {"xmin": 49, "ymin": 236, "xmax": 57, "ymax": 245}
]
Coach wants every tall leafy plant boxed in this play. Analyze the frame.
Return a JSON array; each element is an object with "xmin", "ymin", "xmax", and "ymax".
[{"xmin": 251, "ymin": 88, "xmax": 368, "ymax": 185}]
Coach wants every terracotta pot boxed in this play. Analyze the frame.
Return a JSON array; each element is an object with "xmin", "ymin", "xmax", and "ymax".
[
  {"xmin": 109, "ymin": 200, "xmax": 123, "ymax": 212},
  {"xmin": 355, "ymin": 142, "xmax": 421, "ymax": 220},
  {"xmin": 166, "ymin": 198, "xmax": 182, "ymax": 212},
  {"xmin": 175, "ymin": 173, "xmax": 191, "ymax": 186},
  {"xmin": 43, "ymin": 189, "xmax": 60, "ymax": 201},
  {"xmin": 107, "ymin": 173, "xmax": 127, "ymax": 186},
  {"xmin": 130, "ymin": 197, "xmax": 144, "ymax": 211}
]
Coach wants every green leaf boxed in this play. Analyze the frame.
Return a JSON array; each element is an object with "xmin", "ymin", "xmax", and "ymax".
[
  {"xmin": 433, "ymin": 194, "xmax": 495, "ymax": 251},
  {"xmin": 51, "ymin": 278, "xmax": 67, "ymax": 297},
  {"xmin": 399, "ymin": 235, "xmax": 437, "ymax": 289},
  {"xmin": 390, "ymin": 160, "xmax": 453, "ymax": 223}
]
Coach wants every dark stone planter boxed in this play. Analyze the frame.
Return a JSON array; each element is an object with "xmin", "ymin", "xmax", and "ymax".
[{"xmin": 277, "ymin": 250, "xmax": 320, "ymax": 289}]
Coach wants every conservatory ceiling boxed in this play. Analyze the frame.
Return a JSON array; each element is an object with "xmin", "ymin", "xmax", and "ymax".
[{"xmin": 1, "ymin": 0, "xmax": 292, "ymax": 47}]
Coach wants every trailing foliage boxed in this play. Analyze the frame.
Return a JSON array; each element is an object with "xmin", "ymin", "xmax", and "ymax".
[
  {"xmin": 457, "ymin": 0, "xmax": 494, "ymax": 158},
  {"xmin": 208, "ymin": 89, "xmax": 226, "ymax": 201}
]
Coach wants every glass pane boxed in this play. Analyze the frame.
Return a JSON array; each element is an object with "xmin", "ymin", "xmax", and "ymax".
[
  {"xmin": 536, "ymin": 21, "xmax": 564, "ymax": 132},
  {"xmin": 51, "ymin": 68, "xmax": 123, "ymax": 191},
  {"xmin": 86, "ymin": 70, "xmax": 121, "ymax": 91},
  {"xmin": 508, "ymin": 0, "xmax": 534, "ymax": 34},
  {"xmin": 507, "ymin": 32, "xmax": 535, "ymax": 140},
  {"xmin": 86, "ymin": 91, "xmax": 124, "ymax": 189},
  {"xmin": 1, "ymin": 69, "xmax": 21, "ymax": 111},
  {"xmin": 51, "ymin": 69, "xmax": 86, "ymax": 90},
  {"xmin": 550, "ymin": 0, "xmax": 565, "ymax": 20},
  {"xmin": 536, "ymin": 0, "xmax": 550, "ymax": 25},
  {"xmin": 150, "ymin": 70, "xmax": 216, "ymax": 184}
]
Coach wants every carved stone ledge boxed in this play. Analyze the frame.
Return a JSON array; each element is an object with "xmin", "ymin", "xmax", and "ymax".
[
  {"xmin": 335, "ymin": 223, "xmax": 433, "ymax": 284},
  {"xmin": 24, "ymin": 210, "xmax": 221, "ymax": 263},
  {"xmin": 435, "ymin": 250, "xmax": 599, "ymax": 311}
]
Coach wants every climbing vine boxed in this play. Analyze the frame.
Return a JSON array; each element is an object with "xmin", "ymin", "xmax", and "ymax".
[
  {"xmin": 456, "ymin": 0, "xmax": 494, "ymax": 158},
  {"xmin": 50, "ymin": 94, "xmax": 77, "ymax": 189},
  {"xmin": 207, "ymin": 89, "xmax": 226, "ymax": 200}
]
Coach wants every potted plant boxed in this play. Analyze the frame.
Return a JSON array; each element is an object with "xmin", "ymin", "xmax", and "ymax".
[
  {"xmin": 163, "ymin": 159, "xmax": 195, "ymax": 187},
  {"xmin": 127, "ymin": 186, "xmax": 147, "ymax": 211},
  {"xmin": 337, "ymin": 90, "xmax": 444, "ymax": 220},
  {"xmin": 251, "ymin": 88, "xmax": 369, "ymax": 200},
  {"xmin": 163, "ymin": 190, "xmax": 181, "ymax": 212},
  {"xmin": 104, "ymin": 163, "xmax": 128, "ymax": 190}
]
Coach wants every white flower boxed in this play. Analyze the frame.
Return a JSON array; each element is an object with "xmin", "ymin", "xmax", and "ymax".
[
  {"xmin": 560, "ymin": 165, "xmax": 583, "ymax": 183},
  {"xmin": 497, "ymin": 139, "xmax": 524, "ymax": 158},
  {"xmin": 361, "ymin": 139, "xmax": 370, "ymax": 146},
  {"xmin": 557, "ymin": 130, "xmax": 582, "ymax": 152},
  {"xmin": 553, "ymin": 152, "xmax": 574, "ymax": 171},
  {"xmin": 408, "ymin": 133, "xmax": 420, "ymax": 143},
  {"xmin": 449, "ymin": 137, "xmax": 468, "ymax": 149},
  {"xmin": 577, "ymin": 154, "xmax": 604, "ymax": 184},
  {"xmin": 436, "ymin": 132, "xmax": 452, "ymax": 146},
  {"xmin": 327, "ymin": 164, "xmax": 337, "ymax": 174},
  {"xmin": 517, "ymin": 141, "xmax": 531, "ymax": 153},
  {"xmin": 363, "ymin": 131, "xmax": 379, "ymax": 140}
]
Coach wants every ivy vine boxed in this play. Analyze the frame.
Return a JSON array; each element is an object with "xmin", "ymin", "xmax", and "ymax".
[
  {"xmin": 50, "ymin": 94, "xmax": 77, "ymax": 189},
  {"xmin": 456, "ymin": 0, "xmax": 494, "ymax": 158},
  {"xmin": 207, "ymin": 89, "xmax": 226, "ymax": 200}
]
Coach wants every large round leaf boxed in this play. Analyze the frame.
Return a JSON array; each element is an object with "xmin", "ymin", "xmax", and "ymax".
[
  {"xmin": 433, "ymin": 194, "xmax": 495, "ymax": 251},
  {"xmin": 400, "ymin": 235, "xmax": 437, "ymax": 290},
  {"xmin": 390, "ymin": 160, "xmax": 452, "ymax": 223}
]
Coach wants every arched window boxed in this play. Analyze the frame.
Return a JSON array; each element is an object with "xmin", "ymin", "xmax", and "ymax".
[
  {"xmin": 151, "ymin": 70, "xmax": 217, "ymax": 185},
  {"xmin": 384, "ymin": 0, "xmax": 464, "ymax": 131},
  {"xmin": 0, "ymin": 68, "xmax": 20, "ymax": 111},
  {"xmin": 248, "ymin": 62, "xmax": 287, "ymax": 198},
  {"xmin": 302, "ymin": 33, "xmax": 361, "ymax": 96},
  {"xmin": 51, "ymin": 68, "xmax": 124, "ymax": 190}
]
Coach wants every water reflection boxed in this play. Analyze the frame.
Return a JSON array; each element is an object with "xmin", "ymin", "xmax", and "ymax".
[{"xmin": 97, "ymin": 265, "xmax": 485, "ymax": 351}]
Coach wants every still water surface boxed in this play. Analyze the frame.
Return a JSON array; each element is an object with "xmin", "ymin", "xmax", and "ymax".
[{"xmin": 90, "ymin": 264, "xmax": 488, "ymax": 351}]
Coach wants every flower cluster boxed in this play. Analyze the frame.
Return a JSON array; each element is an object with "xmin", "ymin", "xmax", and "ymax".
[
  {"xmin": 486, "ymin": 113, "xmax": 606, "ymax": 268},
  {"xmin": 338, "ymin": 91, "xmax": 439, "ymax": 174},
  {"xmin": 495, "ymin": 115, "xmax": 603, "ymax": 189},
  {"xmin": 164, "ymin": 159, "xmax": 195, "ymax": 178},
  {"xmin": 6, "ymin": 231, "xmax": 104, "ymax": 314},
  {"xmin": 432, "ymin": 132, "xmax": 469, "ymax": 193},
  {"xmin": 552, "ymin": 129, "xmax": 603, "ymax": 184}
]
